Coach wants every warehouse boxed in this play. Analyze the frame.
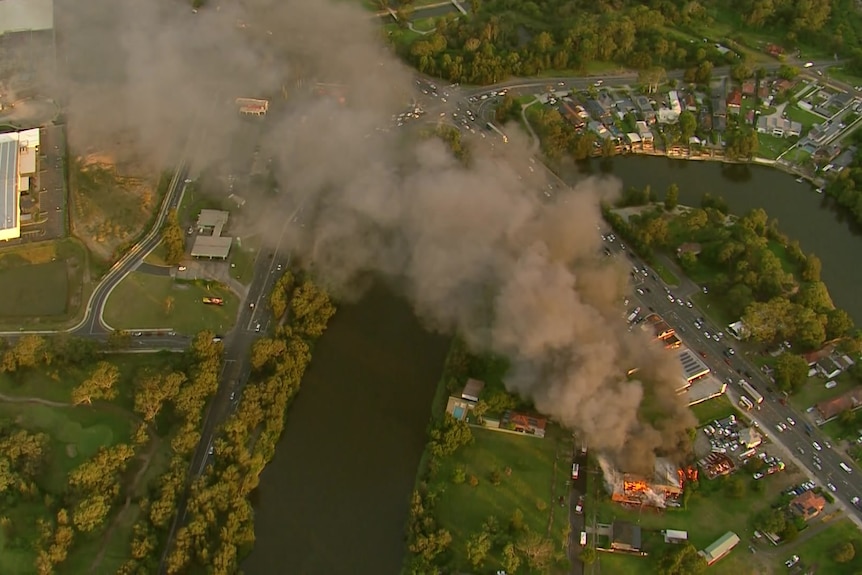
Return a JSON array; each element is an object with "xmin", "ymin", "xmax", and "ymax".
[{"xmin": 0, "ymin": 128, "xmax": 40, "ymax": 241}]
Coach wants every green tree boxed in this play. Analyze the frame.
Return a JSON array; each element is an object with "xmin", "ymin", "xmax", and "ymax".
[
  {"xmin": 802, "ymin": 254, "xmax": 822, "ymax": 282},
  {"xmin": 678, "ymin": 111, "xmax": 697, "ymax": 141},
  {"xmin": 657, "ymin": 543, "xmax": 706, "ymax": 575},
  {"xmin": 501, "ymin": 542, "xmax": 522, "ymax": 572},
  {"xmin": 71, "ymin": 361, "xmax": 120, "ymax": 405},
  {"xmin": 665, "ymin": 183, "xmax": 680, "ymax": 211},
  {"xmin": 465, "ymin": 530, "xmax": 492, "ymax": 568},
  {"xmin": 162, "ymin": 209, "xmax": 185, "ymax": 266},
  {"xmin": 510, "ymin": 508, "xmax": 525, "ymax": 533},
  {"xmin": 580, "ymin": 547, "xmax": 598, "ymax": 564},
  {"xmin": 827, "ymin": 309, "xmax": 854, "ymax": 340},
  {"xmin": 774, "ymin": 353, "xmax": 809, "ymax": 393},
  {"xmin": 73, "ymin": 494, "xmax": 111, "ymax": 532}
]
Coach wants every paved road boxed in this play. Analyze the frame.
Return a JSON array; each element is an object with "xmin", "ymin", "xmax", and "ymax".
[{"xmin": 602, "ymin": 236, "xmax": 862, "ymax": 529}]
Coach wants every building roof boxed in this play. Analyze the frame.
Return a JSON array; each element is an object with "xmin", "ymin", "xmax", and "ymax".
[
  {"xmin": 816, "ymin": 386, "xmax": 862, "ymax": 420},
  {"xmin": 504, "ymin": 411, "xmax": 547, "ymax": 431},
  {"xmin": 0, "ymin": 137, "xmax": 18, "ymax": 234},
  {"xmin": 611, "ymin": 522, "xmax": 642, "ymax": 549},
  {"xmin": 197, "ymin": 209, "xmax": 229, "ymax": 229},
  {"xmin": 664, "ymin": 529, "xmax": 688, "ymax": 541},
  {"xmin": 678, "ymin": 348, "xmax": 710, "ymax": 382},
  {"xmin": 739, "ymin": 427, "xmax": 762, "ymax": 448},
  {"xmin": 191, "ymin": 235, "xmax": 233, "ymax": 259},
  {"xmin": 703, "ymin": 531, "xmax": 740, "ymax": 563},
  {"xmin": 461, "ymin": 378, "xmax": 485, "ymax": 402},
  {"xmin": 0, "ymin": 0, "xmax": 53, "ymax": 34},
  {"xmin": 791, "ymin": 490, "xmax": 826, "ymax": 519}
]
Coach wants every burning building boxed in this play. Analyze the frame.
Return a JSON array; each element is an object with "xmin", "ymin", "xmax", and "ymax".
[
  {"xmin": 236, "ymin": 98, "xmax": 269, "ymax": 116},
  {"xmin": 605, "ymin": 457, "xmax": 692, "ymax": 508}
]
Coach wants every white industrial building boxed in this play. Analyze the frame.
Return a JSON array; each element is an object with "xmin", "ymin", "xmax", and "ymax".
[{"xmin": 0, "ymin": 128, "xmax": 40, "ymax": 241}]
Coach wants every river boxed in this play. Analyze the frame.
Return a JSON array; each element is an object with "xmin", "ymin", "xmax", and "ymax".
[
  {"xmin": 242, "ymin": 284, "xmax": 450, "ymax": 575},
  {"xmin": 567, "ymin": 156, "xmax": 862, "ymax": 323},
  {"xmin": 245, "ymin": 156, "xmax": 862, "ymax": 574}
]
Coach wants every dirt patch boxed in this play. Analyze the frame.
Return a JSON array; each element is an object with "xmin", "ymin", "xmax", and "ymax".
[
  {"xmin": 65, "ymin": 444, "xmax": 78, "ymax": 458},
  {"xmin": 70, "ymin": 155, "xmax": 158, "ymax": 263}
]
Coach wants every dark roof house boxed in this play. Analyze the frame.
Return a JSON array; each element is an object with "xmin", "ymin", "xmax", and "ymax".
[
  {"xmin": 610, "ymin": 522, "xmax": 642, "ymax": 552},
  {"xmin": 791, "ymin": 490, "xmax": 826, "ymax": 520}
]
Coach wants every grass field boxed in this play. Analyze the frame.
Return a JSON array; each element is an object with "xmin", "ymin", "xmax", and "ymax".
[
  {"xmin": 777, "ymin": 518, "xmax": 862, "ymax": 573},
  {"xmin": 434, "ymin": 425, "xmax": 570, "ymax": 571},
  {"xmin": 230, "ymin": 235, "xmax": 260, "ymax": 286},
  {"xmin": 757, "ymin": 133, "xmax": 793, "ymax": 160},
  {"xmin": 177, "ymin": 183, "xmax": 226, "ymax": 229},
  {"xmin": 0, "ymin": 239, "xmax": 87, "ymax": 322},
  {"xmin": 690, "ymin": 394, "xmax": 737, "ymax": 425},
  {"xmin": 653, "ymin": 261, "xmax": 680, "ymax": 286},
  {"xmin": 784, "ymin": 105, "xmax": 825, "ymax": 131},
  {"xmin": 780, "ymin": 146, "xmax": 811, "ymax": 163},
  {"xmin": 790, "ymin": 373, "xmax": 856, "ymax": 412},
  {"xmin": 143, "ymin": 241, "xmax": 169, "ymax": 266},
  {"xmin": 692, "ymin": 292, "xmax": 736, "ymax": 328},
  {"xmin": 104, "ymin": 272, "xmax": 238, "ymax": 334}
]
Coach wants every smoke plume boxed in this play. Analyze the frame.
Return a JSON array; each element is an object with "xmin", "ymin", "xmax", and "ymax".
[{"xmin": 62, "ymin": 0, "xmax": 696, "ymax": 470}]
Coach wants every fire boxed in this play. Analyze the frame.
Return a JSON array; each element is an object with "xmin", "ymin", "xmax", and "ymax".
[{"xmin": 624, "ymin": 480, "xmax": 651, "ymax": 493}]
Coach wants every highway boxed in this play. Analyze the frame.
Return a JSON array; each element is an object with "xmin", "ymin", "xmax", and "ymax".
[{"xmin": 601, "ymin": 235, "xmax": 862, "ymax": 528}]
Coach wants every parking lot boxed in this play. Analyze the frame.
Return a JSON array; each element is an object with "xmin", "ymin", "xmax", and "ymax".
[{"xmin": 37, "ymin": 124, "xmax": 68, "ymax": 240}]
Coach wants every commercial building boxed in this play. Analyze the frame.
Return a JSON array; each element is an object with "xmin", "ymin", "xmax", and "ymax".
[
  {"xmin": 191, "ymin": 209, "xmax": 233, "ymax": 260},
  {"xmin": 678, "ymin": 347, "xmax": 710, "ymax": 383},
  {"xmin": 0, "ymin": 0, "xmax": 53, "ymax": 35},
  {"xmin": 686, "ymin": 376, "xmax": 727, "ymax": 406},
  {"xmin": 236, "ymin": 98, "xmax": 269, "ymax": 116},
  {"xmin": 0, "ymin": 128, "xmax": 40, "ymax": 241},
  {"xmin": 699, "ymin": 531, "xmax": 740, "ymax": 565}
]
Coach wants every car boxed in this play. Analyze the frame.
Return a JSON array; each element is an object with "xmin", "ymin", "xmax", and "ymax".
[
  {"xmin": 212, "ymin": 336, "xmax": 222, "ymax": 343},
  {"xmin": 667, "ymin": 294, "xmax": 675, "ymax": 302},
  {"xmin": 184, "ymin": 178, "xmax": 193, "ymax": 184},
  {"xmin": 702, "ymin": 286, "xmax": 709, "ymax": 294},
  {"xmin": 712, "ymin": 334, "xmax": 720, "ymax": 342},
  {"xmin": 133, "ymin": 331, "xmax": 143, "ymax": 337},
  {"xmin": 725, "ymin": 347, "xmax": 736, "ymax": 356},
  {"xmin": 826, "ymin": 380, "xmax": 838, "ymax": 389},
  {"xmin": 786, "ymin": 417, "xmax": 796, "ymax": 426},
  {"xmin": 676, "ymin": 298, "xmax": 684, "ymax": 306},
  {"xmin": 813, "ymin": 461, "xmax": 822, "ymax": 470},
  {"xmin": 558, "ymin": 81, "xmax": 565, "ymax": 86},
  {"xmin": 574, "ymin": 501, "xmax": 583, "ymax": 514},
  {"xmin": 812, "ymin": 441, "xmax": 822, "ymax": 451},
  {"xmin": 208, "ymin": 445, "xmax": 214, "ymax": 456},
  {"xmin": 785, "ymin": 555, "xmax": 800, "ymax": 568},
  {"xmin": 178, "ymin": 265, "xmax": 187, "ymax": 271},
  {"xmin": 636, "ymin": 288, "xmax": 645, "ymax": 295},
  {"xmin": 255, "ymin": 323, "xmax": 261, "ymax": 332},
  {"xmin": 277, "ymin": 264, "xmax": 283, "ymax": 271},
  {"xmin": 230, "ymin": 391, "xmax": 236, "ymax": 401},
  {"xmin": 828, "ymin": 482, "xmax": 838, "ymax": 492},
  {"xmin": 852, "ymin": 496, "xmax": 861, "ymax": 508},
  {"xmin": 753, "ymin": 472, "xmax": 764, "ymax": 480},
  {"xmin": 775, "ymin": 422, "xmax": 787, "ymax": 432},
  {"xmin": 824, "ymin": 439, "xmax": 833, "ymax": 449},
  {"xmin": 704, "ymin": 331, "xmax": 711, "ymax": 338},
  {"xmin": 686, "ymin": 300, "xmax": 693, "ymax": 308},
  {"xmin": 594, "ymin": 79, "xmax": 604, "ymax": 86},
  {"xmin": 797, "ymin": 446, "xmax": 805, "ymax": 455}
]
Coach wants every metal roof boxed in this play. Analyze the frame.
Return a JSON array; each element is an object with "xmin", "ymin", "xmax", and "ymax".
[
  {"xmin": 678, "ymin": 348, "xmax": 710, "ymax": 382},
  {"xmin": 191, "ymin": 235, "xmax": 232, "ymax": 259},
  {"xmin": 0, "ymin": 137, "xmax": 19, "ymax": 233},
  {"xmin": 0, "ymin": 0, "xmax": 54, "ymax": 34},
  {"xmin": 703, "ymin": 531, "xmax": 740, "ymax": 561}
]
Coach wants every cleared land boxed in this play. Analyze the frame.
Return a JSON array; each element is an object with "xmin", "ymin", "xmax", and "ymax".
[
  {"xmin": 0, "ymin": 239, "xmax": 88, "ymax": 326},
  {"xmin": 104, "ymin": 272, "xmax": 238, "ymax": 334},
  {"xmin": 71, "ymin": 158, "xmax": 167, "ymax": 263},
  {"xmin": 434, "ymin": 425, "xmax": 570, "ymax": 571}
]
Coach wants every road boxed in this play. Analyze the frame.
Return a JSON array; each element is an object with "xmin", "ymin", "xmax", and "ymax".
[{"xmin": 601, "ymin": 235, "xmax": 862, "ymax": 529}]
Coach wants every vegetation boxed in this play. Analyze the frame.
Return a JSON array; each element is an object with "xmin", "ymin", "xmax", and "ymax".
[
  {"xmin": 387, "ymin": 0, "xmax": 862, "ymax": 84},
  {"xmin": 103, "ymin": 273, "xmax": 238, "ymax": 334},
  {"xmin": 0, "ymin": 333, "xmax": 211, "ymax": 574},
  {"xmin": 826, "ymin": 138, "xmax": 862, "ymax": 226},
  {"xmin": 159, "ymin": 271, "xmax": 336, "ymax": 574},
  {"xmin": 160, "ymin": 209, "xmax": 185, "ymax": 266},
  {"xmin": 772, "ymin": 518, "xmax": 862, "ymax": 573},
  {"xmin": 403, "ymin": 338, "xmax": 569, "ymax": 574},
  {"xmin": 604, "ymin": 195, "xmax": 858, "ymax": 356}
]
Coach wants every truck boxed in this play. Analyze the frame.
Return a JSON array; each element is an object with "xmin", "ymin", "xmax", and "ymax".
[
  {"xmin": 626, "ymin": 307, "xmax": 641, "ymax": 323},
  {"xmin": 738, "ymin": 395, "xmax": 754, "ymax": 410},
  {"xmin": 202, "ymin": 297, "xmax": 224, "ymax": 306},
  {"xmin": 571, "ymin": 463, "xmax": 580, "ymax": 480}
]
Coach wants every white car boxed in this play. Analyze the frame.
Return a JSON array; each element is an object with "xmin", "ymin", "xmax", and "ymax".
[
  {"xmin": 812, "ymin": 442, "xmax": 822, "ymax": 451},
  {"xmin": 178, "ymin": 265, "xmax": 187, "ymax": 271},
  {"xmin": 785, "ymin": 555, "xmax": 800, "ymax": 568},
  {"xmin": 828, "ymin": 482, "xmax": 837, "ymax": 492},
  {"xmin": 753, "ymin": 472, "xmax": 764, "ymax": 480},
  {"xmin": 636, "ymin": 288, "xmax": 645, "ymax": 295},
  {"xmin": 786, "ymin": 417, "xmax": 796, "ymax": 426}
]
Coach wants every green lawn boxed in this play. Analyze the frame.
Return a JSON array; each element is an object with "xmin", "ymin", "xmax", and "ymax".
[
  {"xmin": 827, "ymin": 67, "xmax": 862, "ymax": 89},
  {"xmin": 757, "ymin": 133, "xmax": 793, "ymax": 160},
  {"xmin": 691, "ymin": 394, "xmax": 737, "ymax": 425},
  {"xmin": 143, "ymin": 241, "xmax": 169, "ymax": 266},
  {"xmin": 785, "ymin": 105, "xmax": 825, "ymax": 131},
  {"xmin": 104, "ymin": 272, "xmax": 238, "ymax": 334},
  {"xmin": 411, "ymin": 17, "xmax": 437, "ymax": 32},
  {"xmin": 434, "ymin": 425, "xmax": 570, "ymax": 571},
  {"xmin": 0, "ymin": 239, "xmax": 87, "ymax": 321},
  {"xmin": 781, "ymin": 146, "xmax": 811, "ymax": 163},
  {"xmin": 777, "ymin": 518, "xmax": 862, "ymax": 574},
  {"xmin": 692, "ymin": 292, "xmax": 736, "ymax": 327},
  {"xmin": 653, "ymin": 261, "xmax": 680, "ymax": 286},
  {"xmin": 229, "ymin": 235, "xmax": 261, "ymax": 286},
  {"xmin": 177, "ymin": 183, "xmax": 227, "ymax": 229},
  {"xmin": 789, "ymin": 374, "xmax": 855, "ymax": 412}
]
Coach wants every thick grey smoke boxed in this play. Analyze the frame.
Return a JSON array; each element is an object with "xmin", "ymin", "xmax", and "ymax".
[{"xmin": 62, "ymin": 0, "xmax": 695, "ymax": 470}]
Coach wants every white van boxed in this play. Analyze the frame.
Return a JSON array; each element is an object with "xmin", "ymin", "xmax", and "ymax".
[
  {"xmin": 840, "ymin": 462, "xmax": 853, "ymax": 474},
  {"xmin": 580, "ymin": 532, "xmax": 587, "ymax": 546}
]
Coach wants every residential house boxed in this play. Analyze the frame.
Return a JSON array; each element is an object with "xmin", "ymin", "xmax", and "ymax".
[
  {"xmin": 738, "ymin": 427, "xmax": 762, "ymax": 449},
  {"xmin": 626, "ymin": 132, "xmax": 643, "ymax": 150},
  {"xmin": 657, "ymin": 108, "xmax": 680, "ymax": 124},
  {"xmin": 756, "ymin": 116, "xmax": 802, "ymax": 138},
  {"xmin": 445, "ymin": 378, "xmax": 486, "ymax": 421},
  {"xmin": 833, "ymin": 92, "xmax": 855, "ymax": 109},
  {"xmin": 727, "ymin": 90, "xmax": 742, "ymax": 114},
  {"xmin": 597, "ymin": 91, "xmax": 616, "ymax": 116},
  {"xmin": 501, "ymin": 411, "xmax": 547, "ymax": 437},
  {"xmin": 813, "ymin": 144, "xmax": 841, "ymax": 163},
  {"xmin": 588, "ymin": 120, "xmax": 611, "ymax": 140},
  {"xmin": 791, "ymin": 490, "xmax": 826, "ymax": 521},
  {"xmin": 676, "ymin": 242, "xmax": 702, "ymax": 257},
  {"xmin": 742, "ymin": 80, "xmax": 756, "ymax": 97},
  {"xmin": 610, "ymin": 522, "xmax": 642, "ymax": 552},
  {"xmin": 683, "ymin": 93, "xmax": 697, "ymax": 112},
  {"xmin": 699, "ymin": 532, "xmax": 740, "ymax": 566},
  {"xmin": 585, "ymin": 99, "xmax": 607, "ymax": 121},
  {"xmin": 775, "ymin": 78, "xmax": 794, "ymax": 93},
  {"xmin": 634, "ymin": 95, "xmax": 656, "ymax": 123},
  {"xmin": 831, "ymin": 146, "xmax": 857, "ymax": 171},
  {"xmin": 803, "ymin": 344, "xmax": 836, "ymax": 366},
  {"xmin": 615, "ymin": 97, "xmax": 636, "ymax": 117},
  {"xmin": 815, "ymin": 386, "xmax": 862, "ymax": 421},
  {"xmin": 815, "ymin": 358, "xmax": 842, "ymax": 379},
  {"xmin": 668, "ymin": 90, "xmax": 682, "ymax": 115},
  {"xmin": 766, "ymin": 43, "xmax": 784, "ymax": 57},
  {"xmin": 635, "ymin": 121, "xmax": 654, "ymax": 149},
  {"xmin": 558, "ymin": 102, "xmax": 585, "ymax": 128}
]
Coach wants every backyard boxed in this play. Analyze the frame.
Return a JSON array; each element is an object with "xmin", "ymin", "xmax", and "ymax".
[
  {"xmin": 103, "ymin": 272, "xmax": 239, "ymax": 334},
  {"xmin": 0, "ymin": 239, "xmax": 88, "ymax": 326},
  {"xmin": 756, "ymin": 133, "xmax": 793, "ymax": 160},
  {"xmin": 433, "ymin": 425, "xmax": 571, "ymax": 572},
  {"xmin": 784, "ymin": 105, "xmax": 825, "ymax": 131},
  {"xmin": 790, "ymin": 372, "xmax": 858, "ymax": 413}
]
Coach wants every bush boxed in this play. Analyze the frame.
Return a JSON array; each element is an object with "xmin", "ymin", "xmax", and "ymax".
[{"xmin": 452, "ymin": 467, "xmax": 466, "ymax": 484}]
